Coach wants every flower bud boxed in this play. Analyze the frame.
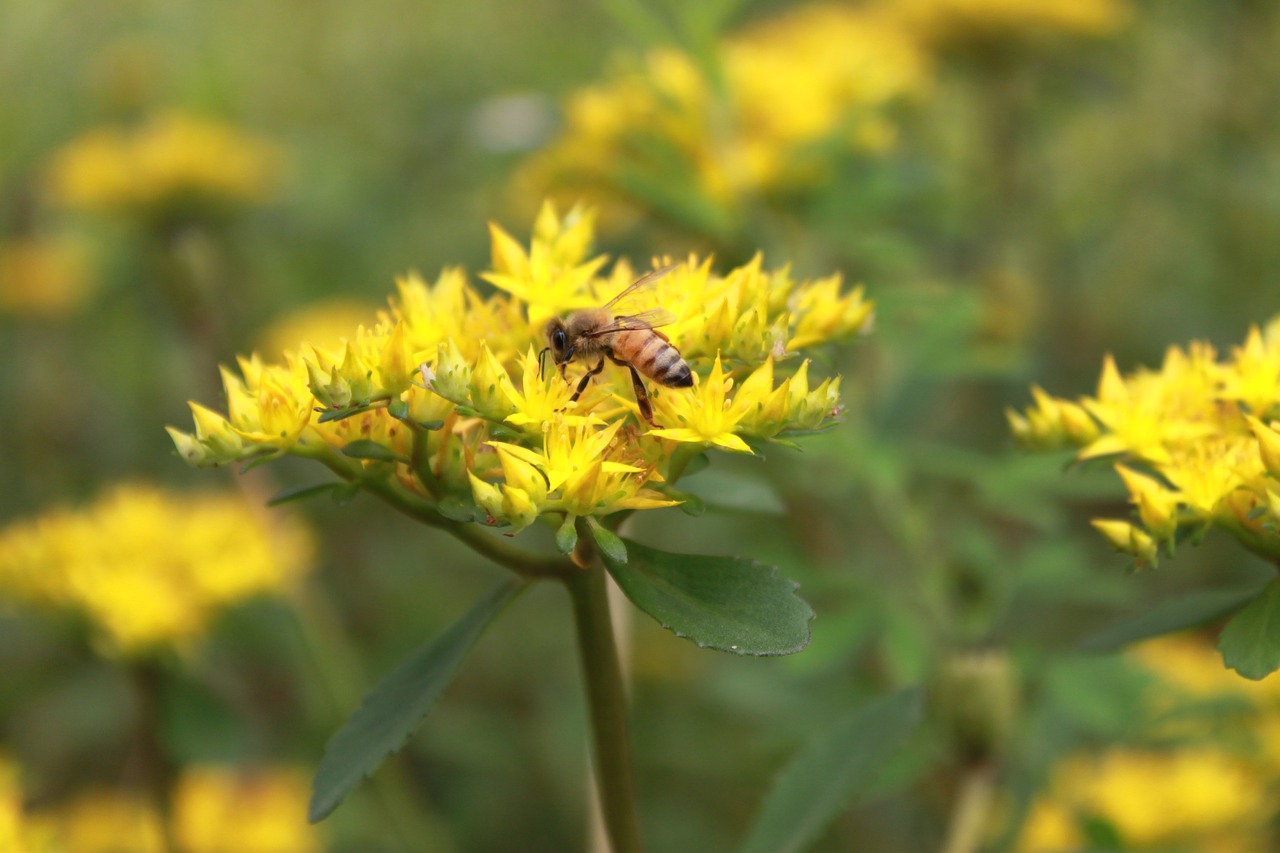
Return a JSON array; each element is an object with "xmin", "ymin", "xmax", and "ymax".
[
  {"xmin": 1248, "ymin": 416, "xmax": 1280, "ymax": 478},
  {"xmin": 1092, "ymin": 518, "xmax": 1158, "ymax": 567},
  {"xmin": 932, "ymin": 649, "xmax": 1020, "ymax": 764}
]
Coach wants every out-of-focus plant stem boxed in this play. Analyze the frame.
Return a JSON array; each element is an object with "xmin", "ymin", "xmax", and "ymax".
[
  {"xmin": 941, "ymin": 762, "xmax": 996, "ymax": 853},
  {"xmin": 128, "ymin": 660, "xmax": 179, "ymax": 853}
]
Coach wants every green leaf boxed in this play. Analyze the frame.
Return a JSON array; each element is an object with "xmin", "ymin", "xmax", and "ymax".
[
  {"xmin": 602, "ymin": 539, "xmax": 813, "ymax": 655},
  {"xmin": 738, "ymin": 689, "xmax": 923, "ymax": 853},
  {"xmin": 587, "ymin": 518, "xmax": 627, "ymax": 564},
  {"xmin": 238, "ymin": 453, "xmax": 280, "ymax": 474},
  {"xmin": 1218, "ymin": 581, "xmax": 1280, "ymax": 680},
  {"xmin": 341, "ymin": 440, "xmax": 407, "ymax": 462},
  {"xmin": 309, "ymin": 580, "xmax": 525, "ymax": 823},
  {"xmin": 1078, "ymin": 583, "xmax": 1271, "ymax": 653},
  {"xmin": 331, "ymin": 483, "xmax": 359, "ymax": 507},
  {"xmin": 266, "ymin": 482, "xmax": 346, "ymax": 507}
]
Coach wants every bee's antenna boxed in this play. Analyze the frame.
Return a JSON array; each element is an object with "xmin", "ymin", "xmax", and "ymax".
[{"xmin": 537, "ymin": 346, "xmax": 550, "ymax": 379}]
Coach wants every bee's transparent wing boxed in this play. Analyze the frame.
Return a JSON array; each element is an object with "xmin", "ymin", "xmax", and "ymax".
[
  {"xmin": 581, "ymin": 308, "xmax": 677, "ymax": 337},
  {"xmin": 603, "ymin": 264, "xmax": 679, "ymax": 313}
]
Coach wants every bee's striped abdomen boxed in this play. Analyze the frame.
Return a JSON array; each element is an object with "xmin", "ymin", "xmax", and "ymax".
[{"xmin": 621, "ymin": 330, "xmax": 693, "ymax": 388}]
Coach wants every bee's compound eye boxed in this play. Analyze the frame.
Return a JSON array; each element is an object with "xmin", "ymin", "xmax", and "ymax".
[{"xmin": 553, "ymin": 328, "xmax": 567, "ymax": 352}]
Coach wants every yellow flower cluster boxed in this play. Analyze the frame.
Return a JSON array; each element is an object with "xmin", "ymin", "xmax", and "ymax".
[
  {"xmin": 1018, "ymin": 748, "xmax": 1265, "ymax": 851},
  {"xmin": 1009, "ymin": 319, "xmax": 1280, "ymax": 566},
  {"xmin": 0, "ymin": 234, "xmax": 95, "ymax": 318},
  {"xmin": 11, "ymin": 764, "xmax": 317, "ymax": 853},
  {"xmin": 1016, "ymin": 636, "xmax": 1280, "ymax": 851},
  {"xmin": 884, "ymin": 0, "xmax": 1129, "ymax": 46},
  {"xmin": 520, "ymin": 4, "xmax": 930, "ymax": 211},
  {"xmin": 0, "ymin": 484, "xmax": 312, "ymax": 656},
  {"xmin": 44, "ymin": 111, "xmax": 282, "ymax": 220},
  {"xmin": 169, "ymin": 203, "xmax": 868, "ymax": 536}
]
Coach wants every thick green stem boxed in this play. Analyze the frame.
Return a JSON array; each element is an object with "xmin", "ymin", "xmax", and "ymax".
[{"xmin": 563, "ymin": 560, "xmax": 643, "ymax": 853}]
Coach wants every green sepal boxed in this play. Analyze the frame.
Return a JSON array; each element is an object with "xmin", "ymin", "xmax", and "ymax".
[
  {"xmin": 387, "ymin": 399, "xmax": 410, "ymax": 420},
  {"xmin": 317, "ymin": 404, "xmax": 378, "ymax": 423},
  {"xmin": 739, "ymin": 689, "xmax": 923, "ymax": 853},
  {"xmin": 1218, "ymin": 580, "xmax": 1280, "ymax": 680},
  {"xmin": 602, "ymin": 539, "xmax": 813, "ymax": 655},
  {"xmin": 587, "ymin": 517, "xmax": 627, "ymax": 564},
  {"xmin": 675, "ymin": 491, "xmax": 706, "ymax": 516},
  {"xmin": 774, "ymin": 422, "xmax": 840, "ymax": 440},
  {"xmin": 308, "ymin": 580, "xmax": 525, "ymax": 823},
  {"xmin": 555, "ymin": 516, "xmax": 578, "ymax": 554},
  {"xmin": 437, "ymin": 496, "xmax": 488, "ymax": 524},
  {"xmin": 341, "ymin": 440, "xmax": 407, "ymax": 463}
]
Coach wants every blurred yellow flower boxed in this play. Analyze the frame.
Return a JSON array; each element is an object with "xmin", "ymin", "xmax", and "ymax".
[
  {"xmin": 1017, "ymin": 635, "xmax": 1280, "ymax": 852},
  {"xmin": 26, "ymin": 788, "xmax": 164, "ymax": 853},
  {"xmin": 256, "ymin": 299, "xmax": 381, "ymax": 363},
  {"xmin": 19, "ymin": 765, "xmax": 317, "ymax": 853},
  {"xmin": 171, "ymin": 201, "xmax": 864, "ymax": 537},
  {"xmin": 1012, "ymin": 318, "xmax": 1280, "ymax": 565},
  {"xmin": 173, "ymin": 766, "xmax": 317, "ymax": 853},
  {"xmin": 1133, "ymin": 634, "xmax": 1280, "ymax": 767},
  {"xmin": 520, "ymin": 3, "xmax": 930, "ymax": 218},
  {"xmin": 45, "ymin": 111, "xmax": 283, "ymax": 221},
  {"xmin": 885, "ymin": 0, "xmax": 1129, "ymax": 47},
  {"xmin": 1017, "ymin": 747, "xmax": 1265, "ymax": 851},
  {"xmin": 0, "ymin": 757, "xmax": 25, "ymax": 853},
  {"xmin": 0, "ymin": 484, "xmax": 313, "ymax": 657},
  {"xmin": 0, "ymin": 234, "xmax": 96, "ymax": 318}
]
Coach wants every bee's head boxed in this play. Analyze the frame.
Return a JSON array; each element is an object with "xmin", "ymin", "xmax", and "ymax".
[{"xmin": 544, "ymin": 318, "xmax": 572, "ymax": 364}]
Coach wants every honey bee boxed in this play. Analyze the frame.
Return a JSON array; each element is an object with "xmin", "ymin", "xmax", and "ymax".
[{"xmin": 543, "ymin": 265, "xmax": 692, "ymax": 426}]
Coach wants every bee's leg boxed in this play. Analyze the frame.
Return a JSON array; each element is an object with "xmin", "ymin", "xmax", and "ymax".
[
  {"xmin": 570, "ymin": 358, "xmax": 606, "ymax": 403},
  {"xmin": 621, "ymin": 361, "xmax": 658, "ymax": 427}
]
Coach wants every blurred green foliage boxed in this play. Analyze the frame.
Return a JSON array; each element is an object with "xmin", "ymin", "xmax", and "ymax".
[{"xmin": 4, "ymin": 0, "xmax": 1280, "ymax": 850}]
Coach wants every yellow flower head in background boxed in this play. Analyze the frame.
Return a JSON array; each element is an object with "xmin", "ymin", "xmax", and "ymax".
[
  {"xmin": 19, "ymin": 764, "xmax": 318, "ymax": 853},
  {"xmin": 1011, "ymin": 319, "xmax": 1280, "ymax": 566},
  {"xmin": 1015, "ymin": 634, "xmax": 1280, "ymax": 851},
  {"xmin": 0, "ymin": 234, "xmax": 96, "ymax": 318},
  {"xmin": 1016, "ymin": 747, "xmax": 1266, "ymax": 852},
  {"xmin": 884, "ymin": 0, "xmax": 1130, "ymax": 48},
  {"xmin": 44, "ymin": 111, "xmax": 283, "ymax": 221},
  {"xmin": 519, "ymin": 3, "xmax": 930, "ymax": 217},
  {"xmin": 0, "ymin": 757, "xmax": 24, "ymax": 853},
  {"xmin": 169, "ymin": 201, "xmax": 869, "ymax": 536},
  {"xmin": 0, "ymin": 484, "xmax": 313, "ymax": 657}
]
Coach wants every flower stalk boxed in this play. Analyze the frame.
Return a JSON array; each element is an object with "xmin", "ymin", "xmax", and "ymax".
[{"xmin": 565, "ymin": 521, "xmax": 643, "ymax": 853}]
